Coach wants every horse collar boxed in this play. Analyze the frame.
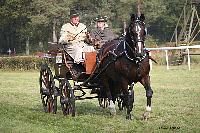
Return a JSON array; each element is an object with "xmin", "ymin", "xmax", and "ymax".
[
  {"xmin": 124, "ymin": 41, "xmax": 136, "ymax": 61},
  {"xmin": 123, "ymin": 40, "xmax": 146, "ymax": 63}
]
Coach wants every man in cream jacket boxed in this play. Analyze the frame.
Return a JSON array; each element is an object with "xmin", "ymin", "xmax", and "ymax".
[{"xmin": 59, "ymin": 10, "xmax": 95, "ymax": 63}]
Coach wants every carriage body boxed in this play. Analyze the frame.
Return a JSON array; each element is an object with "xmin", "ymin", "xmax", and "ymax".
[
  {"xmin": 48, "ymin": 42, "xmax": 97, "ymax": 79},
  {"xmin": 53, "ymin": 51, "xmax": 97, "ymax": 79}
]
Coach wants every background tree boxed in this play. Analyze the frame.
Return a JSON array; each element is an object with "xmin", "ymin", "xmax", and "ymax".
[
  {"xmin": 0, "ymin": 0, "xmax": 32, "ymax": 53},
  {"xmin": 0, "ymin": 0, "xmax": 188, "ymax": 54},
  {"xmin": 28, "ymin": 0, "xmax": 72, "ymax": 52},
  {"xmin": 147, "ymin": 0, "xmax": 187, "ymax": 41}
]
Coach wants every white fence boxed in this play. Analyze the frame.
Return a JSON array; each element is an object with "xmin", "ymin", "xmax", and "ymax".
[{"xmin": 145, "ymin": 45, "xmax": 200, "ymax": 70}]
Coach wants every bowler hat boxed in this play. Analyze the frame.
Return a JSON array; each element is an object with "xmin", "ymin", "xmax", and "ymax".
[
  {"xmin": 70, "ymin": 10, "xmax": 79, "ymax": 17},
  {"xmin": 95, "ymin": 15, "xmax": 108, "ymax": 22}
]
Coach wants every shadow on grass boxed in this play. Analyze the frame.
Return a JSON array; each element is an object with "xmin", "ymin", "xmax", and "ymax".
[
  {"xmin": 29, "ymin": 100, "xmax": 134, "ymax": 119},
  {"xmin": 26, "ymin": 100, "xmax": 108, "ymax": 116},
  {"xmin": 0, "ymin": 96, "xmax": 146, "ymax": 121}
]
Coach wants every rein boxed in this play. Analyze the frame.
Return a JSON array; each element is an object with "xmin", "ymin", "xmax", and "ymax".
[
  {"xmin": 81, "ymin": 50, "xmax": 124, "ymax": 86},
  {"xmin": 124, "ymin": 39, "xmax": 146, "ymax": 62},
  {"xmin": 124, "ymin": 40, "xmax": 136, "ymax": 61},
  {"xmin": 73, "ymin": 19, "xmax": 95, "ymax": 39}
]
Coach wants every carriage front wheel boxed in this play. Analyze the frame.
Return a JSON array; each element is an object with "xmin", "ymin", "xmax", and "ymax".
[
  {"xmin": 60, "ymin": 79, "xmax": 75, "ymax": 116},
  {"xmin": 39, "ymin": 64, "xmax": 57, "ymax": 113}
]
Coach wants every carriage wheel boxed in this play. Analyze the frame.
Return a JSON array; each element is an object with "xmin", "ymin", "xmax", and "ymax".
[
  {"xmin": 60, "ymin": 79, "xmax": 75, "ymax": 116},
  {"xmin": 39, "ymin": 64, "xmax": 57, "ymax": 114}
]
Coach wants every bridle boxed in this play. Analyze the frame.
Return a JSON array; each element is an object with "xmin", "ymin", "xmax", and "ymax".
[
  {"xmin": 130, "ymin": 20, "xmax": 145, "ymax": 40},
  {"xmin": 123, "ymin": 19, "xmax": 146, "ymax": 61}
]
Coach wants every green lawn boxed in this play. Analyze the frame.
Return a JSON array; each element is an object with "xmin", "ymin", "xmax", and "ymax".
[{"xmin": 0, "ymin": 65, "xmax": 200, "ymax": 133}]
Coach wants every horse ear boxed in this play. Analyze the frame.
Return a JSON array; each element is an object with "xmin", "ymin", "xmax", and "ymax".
[
  {"xmin": 131, "ymin": 14, "xmax": 135, "ymax": 21},
  {"xmin": 140, "ymin": 14, "xmax": 145, "ymax": 21}
]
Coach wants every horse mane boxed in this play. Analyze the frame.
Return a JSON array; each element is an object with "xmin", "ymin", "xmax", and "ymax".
[
  {"xmin": 98, "ymin": 39, "xmax": 119, "ymax": 59},
  {"xmin": 125, "ymin": 27, "xmax": 134, "ymax": 45}
]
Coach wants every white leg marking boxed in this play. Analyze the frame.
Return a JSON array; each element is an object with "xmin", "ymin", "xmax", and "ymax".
[
  {"xmin": 108, "ymin": 100, "xmax": 116, "ymax": 115},
  {"xmin": 146, "ymin": 106, "xmax": 152, "ymax": 112}
]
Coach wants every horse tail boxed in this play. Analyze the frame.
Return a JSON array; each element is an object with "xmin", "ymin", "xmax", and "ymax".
[{"xmin": 149, "ymin": 56, "xmax": 157, "ymax": 64}]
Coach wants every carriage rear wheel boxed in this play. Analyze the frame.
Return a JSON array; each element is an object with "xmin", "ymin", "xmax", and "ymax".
[
  {"xmin": 39, "ymin": 64, "xmax": 57, "ymax": 113},
  {"xmin": 60, "ymin": 79, "xmax": 75, "ymax": 116}
]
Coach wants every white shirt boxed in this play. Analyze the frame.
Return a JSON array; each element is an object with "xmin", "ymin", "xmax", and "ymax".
[{"xmin": 59, "ymin": 22, "xmax": 87, "ymax": 44}]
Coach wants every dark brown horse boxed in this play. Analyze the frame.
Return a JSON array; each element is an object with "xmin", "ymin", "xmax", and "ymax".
[{"xmin": 90, "ymin": 14, "xmax": 154, "ymax": 119}]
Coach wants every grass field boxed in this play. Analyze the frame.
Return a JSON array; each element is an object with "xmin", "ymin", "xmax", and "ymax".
[{"xmin": 0, "ymin": 65, "xmax": 200, "ymax": 133}]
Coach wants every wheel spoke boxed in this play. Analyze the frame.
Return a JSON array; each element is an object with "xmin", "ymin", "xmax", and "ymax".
[
  {"xmin": 39, "ymin": 64, "xmax": 57, "ymax": 114},
  {"xmin": 60, "ymin": 79, "xmax": 75, "ymax": 116}
]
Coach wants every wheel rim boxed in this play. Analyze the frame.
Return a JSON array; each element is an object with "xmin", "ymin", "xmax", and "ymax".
[
  {"xmin": 39, "ymin": 64, "xmax": 57, "ymax": 114},
  {"xmin": 60, "ymin": 79, "xmax": 75, "ymax": 116}
]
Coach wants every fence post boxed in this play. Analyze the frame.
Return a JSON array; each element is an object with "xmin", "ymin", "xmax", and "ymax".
[
  {"xmin": 165, "ymin": 50, "xmax": 169, "ymax": 70},
  {"xmin": 187, "ymin": 48, "xmax": 191, "ymax": 70},
  {"xmin": 149, "ymin": 51, "xmax": 153, "ymax": 70}
]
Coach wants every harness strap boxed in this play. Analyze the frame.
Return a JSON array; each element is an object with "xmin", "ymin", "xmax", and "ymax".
[
  {"xmin": 81, "ymin": 51, "xmax": 124, "ymax": 86},
  {"xmin": 82, "ymin": 38, "xmax": 146, "ymax": 86},
  {"xmin": 136, "ymin": 61, "xmax": 142, "ymax": 80},
  {"xmin": 124, "ymin": 41, "xmax": 135, "ymax": 61}
]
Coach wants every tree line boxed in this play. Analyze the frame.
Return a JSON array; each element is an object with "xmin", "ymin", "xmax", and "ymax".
[{"xmin": 0, "ymin": 0, "xmax": 187, "ymax": 54}]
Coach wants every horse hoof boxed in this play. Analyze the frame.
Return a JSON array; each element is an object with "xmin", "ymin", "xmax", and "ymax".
[
  {"xmin": 146, "ymin": 106, "xmax": 152, "ymax": 112},
  {"xmin": 108, "ymin": 101, "xmax": 116, "ymax": 116},
  {"xmin": 119, "ymin": 108, "xmax": 123, "ymax": 111},
  {"xmin": 126, "ymin": 115, "xmax": 132, "ymax": 120}
]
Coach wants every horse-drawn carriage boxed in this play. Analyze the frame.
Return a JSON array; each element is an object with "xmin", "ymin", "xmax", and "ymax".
[{"xmin": 39, "ymin": 14, "xmax": 154, "ymax": 119}]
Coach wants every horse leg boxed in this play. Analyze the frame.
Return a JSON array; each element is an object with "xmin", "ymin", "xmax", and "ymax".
[
  {"xmin": 117, "ymin": 92, "xmax": 125, "ymax": 110},
  {"xmin": 107, "ymin": 91, "xmax": 116, "ymax": 115},
  {"xmin": 124, "ymin": 83, "xmax": 134, "ymax": 120},
  {"xmin": 145, "ymin": 85, "xmax": 153, "ymax": 112},
  {"xmin": 140, "ymin": 75, "xmax": 153, "ymax": 112},
  {"xmin": 102, "ymin": 79, "xmax": 116, "ymax": 115},
  {"xmin": 98, "ymin": 86, "xmax": 108, "ymax": 108}
]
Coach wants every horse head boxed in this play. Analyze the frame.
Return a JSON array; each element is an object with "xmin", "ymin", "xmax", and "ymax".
[{"xmin": 127, "ymin": 14, "xmax": 146, "ymax": 56}]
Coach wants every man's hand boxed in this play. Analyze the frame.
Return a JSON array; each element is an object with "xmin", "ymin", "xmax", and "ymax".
[
  {"xmin": 84, "ymin": 32, "xmax": 93, "ymax": 44},
  {"xmin": 67, "ymin": 34, "xmax": 75, "ymax": 42},
  {"xmin": 85, "ymin": 32, "xmax": 90, "ymax": 36},
  {"xmin": 65, "ymin": 31, "xmax": 76, "ymax": 42},
  {"xmin": 85, "ymin": 32, "xmax": 91, "ymax": 40}
]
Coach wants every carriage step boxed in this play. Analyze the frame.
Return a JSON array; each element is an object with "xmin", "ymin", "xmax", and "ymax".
[{"xmin": 60, "ymin": 98, "xmax": 69, "ymax": 104}]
